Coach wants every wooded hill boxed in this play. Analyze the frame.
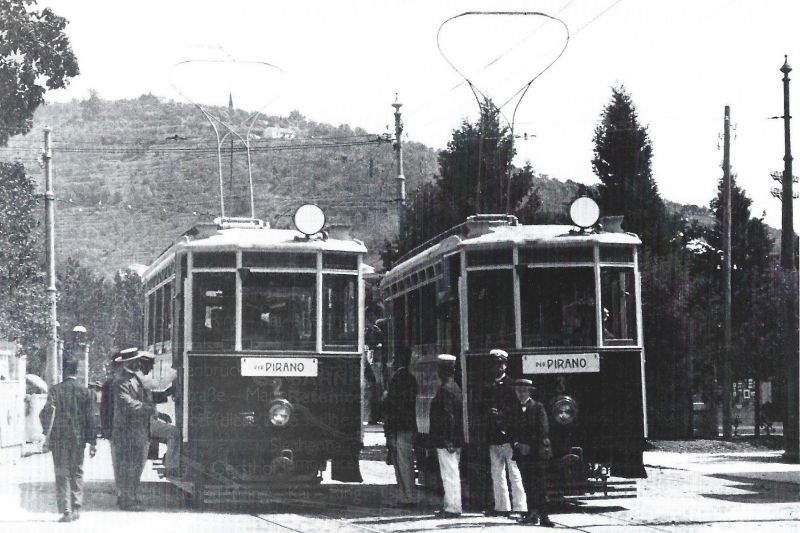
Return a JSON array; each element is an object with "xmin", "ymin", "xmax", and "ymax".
[{"xmin": 4, "ymin": 94, "xmax": 728, "ymax": 276}]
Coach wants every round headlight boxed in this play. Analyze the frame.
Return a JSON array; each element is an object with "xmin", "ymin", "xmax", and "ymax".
[
  {"xmin": 551, "ymin": 395, "xmax": 578, "ymax": 425},
  {"xmin": 268, "ymin": 399, "xmax": 293, "ymax": 427}
]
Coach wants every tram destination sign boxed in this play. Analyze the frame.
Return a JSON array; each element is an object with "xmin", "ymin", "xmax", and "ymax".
[
  {"xmin": 522, "ymin": 353, "xmax": 600, "ymax": 374},
  {"xmin": 241, "ymin": 357, "xmax": 318, "ymax": 377}
]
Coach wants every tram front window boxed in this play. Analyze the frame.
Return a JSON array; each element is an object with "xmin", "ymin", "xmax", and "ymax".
[
  {"xmin": 323, "ymin": 274, "xmax": 358, "ymax": 351},
  {"xmin": 468, "ymin": 270, "xmax": 515, "ymax": 350},
  {"xmin": 192, "ymin": 272, "xmax": 235, "ymax": 351},
  {"xmin": 520, "ymin": 267, "xmax": 596, "ymax": 347},
  {"xmin": 601, "ymin": 267, "xmax": 637, "ymax": 344},
  {"xmin": 242, "ymin": 273, "xmax": 316, "ymax": 351}
]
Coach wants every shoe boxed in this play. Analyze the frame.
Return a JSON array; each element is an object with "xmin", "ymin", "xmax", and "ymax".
[
  {"xmin": 71, "ymin": 509, "xmax": 80, "ymax": 520},
  {"xmin": 58, "ymin": 513, "xmax": 73, "ymax": 523},
  {"xmin": 484, "ymin": 510, "xmax": 510, "ymax": 517},
  {"xmin": 433, "ymin": 510, "xmax": 461, "ymax": 518},
  {"xmin": 539, "ymin": 515, "xmax": 555, "ymax": 528},
  {"xmin": 507, "ymin": 512, "xmax": 524, "ymax": 520},
  {"xmin": 517, "ymin": 512, "xmax": 539, "ymax": 525}
]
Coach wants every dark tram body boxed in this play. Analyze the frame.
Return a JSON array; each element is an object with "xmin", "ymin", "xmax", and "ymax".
[
  {"xmin": 380, "ymin": 215, "xmax": 647, "ymax": 503},
  {"xmin": 141, "ymin": 217, "xmax": 366, "ymax": 498}
]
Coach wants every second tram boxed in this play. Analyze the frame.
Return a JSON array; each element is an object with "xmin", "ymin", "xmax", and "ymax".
[
  {"xmin": 381, "ymin": 210, "xmax": 647, "ymax": 503},
  {"xmin": 141, "ymin": 211, "xmax": 367, "ymax": 502}
]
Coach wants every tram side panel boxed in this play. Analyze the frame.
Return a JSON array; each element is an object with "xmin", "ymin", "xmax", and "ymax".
[{"xmin": 180, "ymin": 355, "xmax": 362, "ymax": 483}]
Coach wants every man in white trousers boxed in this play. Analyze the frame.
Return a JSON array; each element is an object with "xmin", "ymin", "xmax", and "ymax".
[
  {"xmin": 429, "ymin": 354, "xmax": 463, "ymax": 518},
  {"xmin": 483, "ymin": 348, "xmax": 527, "ymax": 519}
]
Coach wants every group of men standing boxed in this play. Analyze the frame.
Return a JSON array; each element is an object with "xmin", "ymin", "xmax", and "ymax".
[
  {"xmin": 40, "ymin": 347, "xmax": 177, "ymax": 521},
  {"xmin": 383, "ymin": 348, "xmax": 554, "ymax": 527}
]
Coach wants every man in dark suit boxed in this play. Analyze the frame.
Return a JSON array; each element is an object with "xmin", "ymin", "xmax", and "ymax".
[
  {"xmin": 40, "ymin": 357, "xmax": 97, "ymax": 522},
  {"xmin": 511, "ymin": 379, "xmax": 554, "ymax": 527},
  {"xmin": 111, "ymin": 349, "xmax": 157, "ymax": 511},
  {"xmin": 429, "ymin": 354, "xmax": 463, "ymax": 518},
  {"xmin": 383, "ymin": 347, "xmax": 418, "ymax": 507}
]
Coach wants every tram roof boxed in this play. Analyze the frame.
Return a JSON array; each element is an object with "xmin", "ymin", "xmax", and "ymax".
[
  {"xmin": 143, "ymin": 224, "xmax": 366, "ymax": 280},
  {"xmin": 385, "ymin": 223, "xmax": 640, "ymax": 282}
]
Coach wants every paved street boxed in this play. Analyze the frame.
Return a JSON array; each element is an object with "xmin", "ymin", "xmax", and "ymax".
[{"xmin": 1, "ymin": 432, "xmax": 798, "ymax": 533}]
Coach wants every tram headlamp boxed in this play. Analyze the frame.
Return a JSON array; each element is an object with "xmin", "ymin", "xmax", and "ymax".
[
  {"xmin": 551, "ymin": 395, "xmax": 579, "ymax": 425},
  {"xmin": 268, "ymin": 399, "xmax": 293, "ymax": 427}
]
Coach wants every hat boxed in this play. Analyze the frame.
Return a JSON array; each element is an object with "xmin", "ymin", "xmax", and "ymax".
[
  {"xmin": 115, "ymin": 348, "xmax": 154, "ymax": 364},
  {"xmin": 514, "ymin": 378, "xmax": 535, "ymax": 387},
  {"xmin": 437, "ymin": 354, "xmax": 457, "ymax": 364},
  {"xmin": 489, "ymin": 348, "xmax": 508, "ymax": 361}
]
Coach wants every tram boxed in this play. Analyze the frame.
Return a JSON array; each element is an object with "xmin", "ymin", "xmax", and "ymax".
[
  {"xmin": 380, "ymin": 199, "xmax": 647, "ymax": 503},
  {"xmin": 140, "ymin": 206, "xmax": 367, "ymax": 502}
]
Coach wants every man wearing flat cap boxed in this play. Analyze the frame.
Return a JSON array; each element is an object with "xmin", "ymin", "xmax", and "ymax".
[
  {"xmin": 111, "ymin": 348, "xmax": 157, "ymax": 511},
  {"xmin": 511, "ymin": 378, "xmax": 554, "ymax": 527},
  {"xmin": 483, "ymin": 349, "xmax": 526, "ymax": 518},
  {"xmin": 429, "ymin": 354, "xmax": 464, "ymax": 518},
  {"xmin": 40, "ymin": 357, "xmax": 97, "ymax": 522}
]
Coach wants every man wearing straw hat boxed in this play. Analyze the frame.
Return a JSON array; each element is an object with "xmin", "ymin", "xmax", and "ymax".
[
  {"xmin": 111, "ymin": 348, "xmax": 157, "ymax": 511},
  {"xmin": 429, "ymin": 354, "xmax": 463, "ymax": 518}
]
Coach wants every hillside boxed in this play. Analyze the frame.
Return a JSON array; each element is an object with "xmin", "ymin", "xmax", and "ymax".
[
  {"xmin": 3, "ymin": 94, "xmax": 756, "ymax": 276},
  {"xmin": 5, "ymin": 95, "xmax": 441, "ymax": 275}
]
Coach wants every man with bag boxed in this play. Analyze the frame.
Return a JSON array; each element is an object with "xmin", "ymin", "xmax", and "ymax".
[
  {"xmin": 511, "ymin": 379, "xmax": 554, "ymax": 527},
  {"xmin": 40, "ymin": 357, "xmax": 97, "ymax": 522}
]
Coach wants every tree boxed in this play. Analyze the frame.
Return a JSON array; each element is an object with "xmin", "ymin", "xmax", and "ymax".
[
  {"xmin": 592, "ymin": 86, "xmax": 675, "ymax": 255},
  {"xmin": 0, "ymin": 162, "xmax": 47, "ymax": 371},
  {"xmin": 397, "ymin": 99, "xmax": 537, "ymax": 257},
  {"xmin": 0, "ymin": 0, "xmax": 79, "ymax": 145}
]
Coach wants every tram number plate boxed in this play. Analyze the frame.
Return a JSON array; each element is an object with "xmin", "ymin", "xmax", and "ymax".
[
  {"xmin": 241, "ymin": 357, "xmax": 318, "ymax": 377},
  {"xmin": 522, "ymin": 353, "xmax": 600, "ymax": 374}
]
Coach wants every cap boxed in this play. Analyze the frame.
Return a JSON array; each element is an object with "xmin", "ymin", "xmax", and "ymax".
[
  {"xmin": 514, "ymin": 378, "xmax": 535, "ymax": 387},
  {"xmin": 115, "ymin": 348, "xmax": 154, "ymax": 363},
  {"xmin": 489, "ymin": 348, "xmax": 508, "ymax": 361},
  {"xmin": 437, "ymin": 354, "xmax": 457, "ymax": 364},
  {"xmin": 114, "ymin": 347, "xmax": 138, "ymax": 362}
]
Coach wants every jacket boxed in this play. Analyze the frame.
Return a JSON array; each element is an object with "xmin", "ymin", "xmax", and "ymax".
[
  {"xmin": 484, "ymin": 374, "xmax": 515, "ymax": 445},
  {"xmin": 510, "ymin": 397, "xmax": 550, "ymax": 463},
  {"xmin": 384, "ymin": 366, "xmax": 418, "ymax": 434},
  {"xmin": 428, "ymin": 379, "xmax": 464, "ymax": 449},
  {"xmin": 40, "ymin": 377, "xmax": 96, "ymax": 450},
  {"xmin": 111, "ymin": 370, "xmax": 156, "ymax": 444}
]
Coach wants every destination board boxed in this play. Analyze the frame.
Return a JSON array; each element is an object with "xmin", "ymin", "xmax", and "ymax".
[
  {"xmin": 241, "ymin": 357, "xmax": 318, "ymax": 377},
  {"xmin": 522, "ymin": 353, "xmax": 600, "ymax": 374}
]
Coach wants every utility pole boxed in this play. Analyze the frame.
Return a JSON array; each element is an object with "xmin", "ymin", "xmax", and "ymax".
[
  {"xmin": 721, "ymin": 105, "xmax": 733, "ymax": 440},
  {"xmin": 392, "ymin": 94, "xmax": 406, "ymax": 237},
  {"xmin": 780, "ymin": 55, "xmax": 799, "ymax": 462},
  {"xmin": 43, "ymin": 127, "xmax": 59, "ymax": 386}
]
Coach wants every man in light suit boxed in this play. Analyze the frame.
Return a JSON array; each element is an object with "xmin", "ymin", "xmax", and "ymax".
[{"xmin": 40, "ymin": 357, "xmax": 97, "ymax": 522}]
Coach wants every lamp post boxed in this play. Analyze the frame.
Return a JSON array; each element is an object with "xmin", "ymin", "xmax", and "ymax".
[{"xmin": 72, "ymin": 326, "xmax": 89, "ymax": 387}]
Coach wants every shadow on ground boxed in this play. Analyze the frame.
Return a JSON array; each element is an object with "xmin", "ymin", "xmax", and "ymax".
[{"xmin": 701, "ymin": 473, "xmax": 800, "ymax": 504}]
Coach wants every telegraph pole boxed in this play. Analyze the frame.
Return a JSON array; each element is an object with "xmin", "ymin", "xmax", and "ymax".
[
  {"xmin": 780, "ymin": 55, "xmax": 799, "ymax": 462},
  {"xmin": 721, "ymin": 105, "xmax": 733, "ymax": 439},
  {"xmin": 43, "ymin": 127, "xmax": 59, "ymax": 386},
  {"xmin": 392, "ymin": 94, "xmax": 406, "ymax": 237}
]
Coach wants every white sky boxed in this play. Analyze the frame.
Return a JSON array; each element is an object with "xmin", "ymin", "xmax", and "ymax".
[{"xmin": 40, "ymin": 0, "xmax": 800, "ymax": 230}]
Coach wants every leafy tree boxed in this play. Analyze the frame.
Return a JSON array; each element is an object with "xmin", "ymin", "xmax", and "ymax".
[
  {"xmin": 592, "ymin": 86, "xmax": 676, "ymax": 255},
  {"xmin": 396, "ymin": 99, "xmax": 537, "ymax": 258},
  {"xmin": 0, "ymin": 0, "xmax": 79, "ymax": 145},
  {"xmin": 0, "ymin": 162, "xmax": 47, "ymax": 371}
]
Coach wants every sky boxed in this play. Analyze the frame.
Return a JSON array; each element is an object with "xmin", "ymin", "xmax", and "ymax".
[{"xmin": 39, "ymin": 0, "xmax": 800, "ymax": 230}]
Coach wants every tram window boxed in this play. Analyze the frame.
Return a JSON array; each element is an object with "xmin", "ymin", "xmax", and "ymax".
[
  {"xmin": 323, "ymin": 274, "xmax": 358, "ymax": 351},
  {"xmin": 600, "ymin": 246, "xmax": 634, "ymax": 263},
  {"xmin": 392, "ymin": 296, "xmax": 407, "ymax": 350},
  {"xmin": 601, "ymin": 268, "xmax": 637, "ymax": 344},
  {"xmin": 467, "ymin": 249, "xmax": 513, "ymax": 267},
  {"xmin": 467, "ymin": 270, "xmax": 514, "ymax": 350},
  {"xmin": 419, "ymin": 283, "xmax": 437, "ymax": 346},
  {"xmin": 193, "ymin": 252, "xmax": 236, "ymax": 269},
  {"xmin": 242, "ymin": 252, "xmax": 316, "ymax": 269},
  {"xmin": 519, "ymin": 247, "xmax": 594, "ymax": 264},
  {"xmin": 147, "ymin": 292, "xmax": 156, "ymax": 348},
  {"xmin": 164, "ymin": 282, "xmax": 173, "ymax": 346},
  {"xmin": 323, "ymin": 253, "xmax": 358, "ymax": 270},
  {"xmin": 520, "ymin": 268, "xmax": 596, "ymax": 347},
  {"xmin": 241, "ymin": 272, "xmax": 316, "ymax": 350},
  {"xmin": 154, "ymin": 287, "xmax": 164, "ymax": 346},
  {"xmin": 191, "ymin": 272, "xmax": 235, "ymax": 351}
]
